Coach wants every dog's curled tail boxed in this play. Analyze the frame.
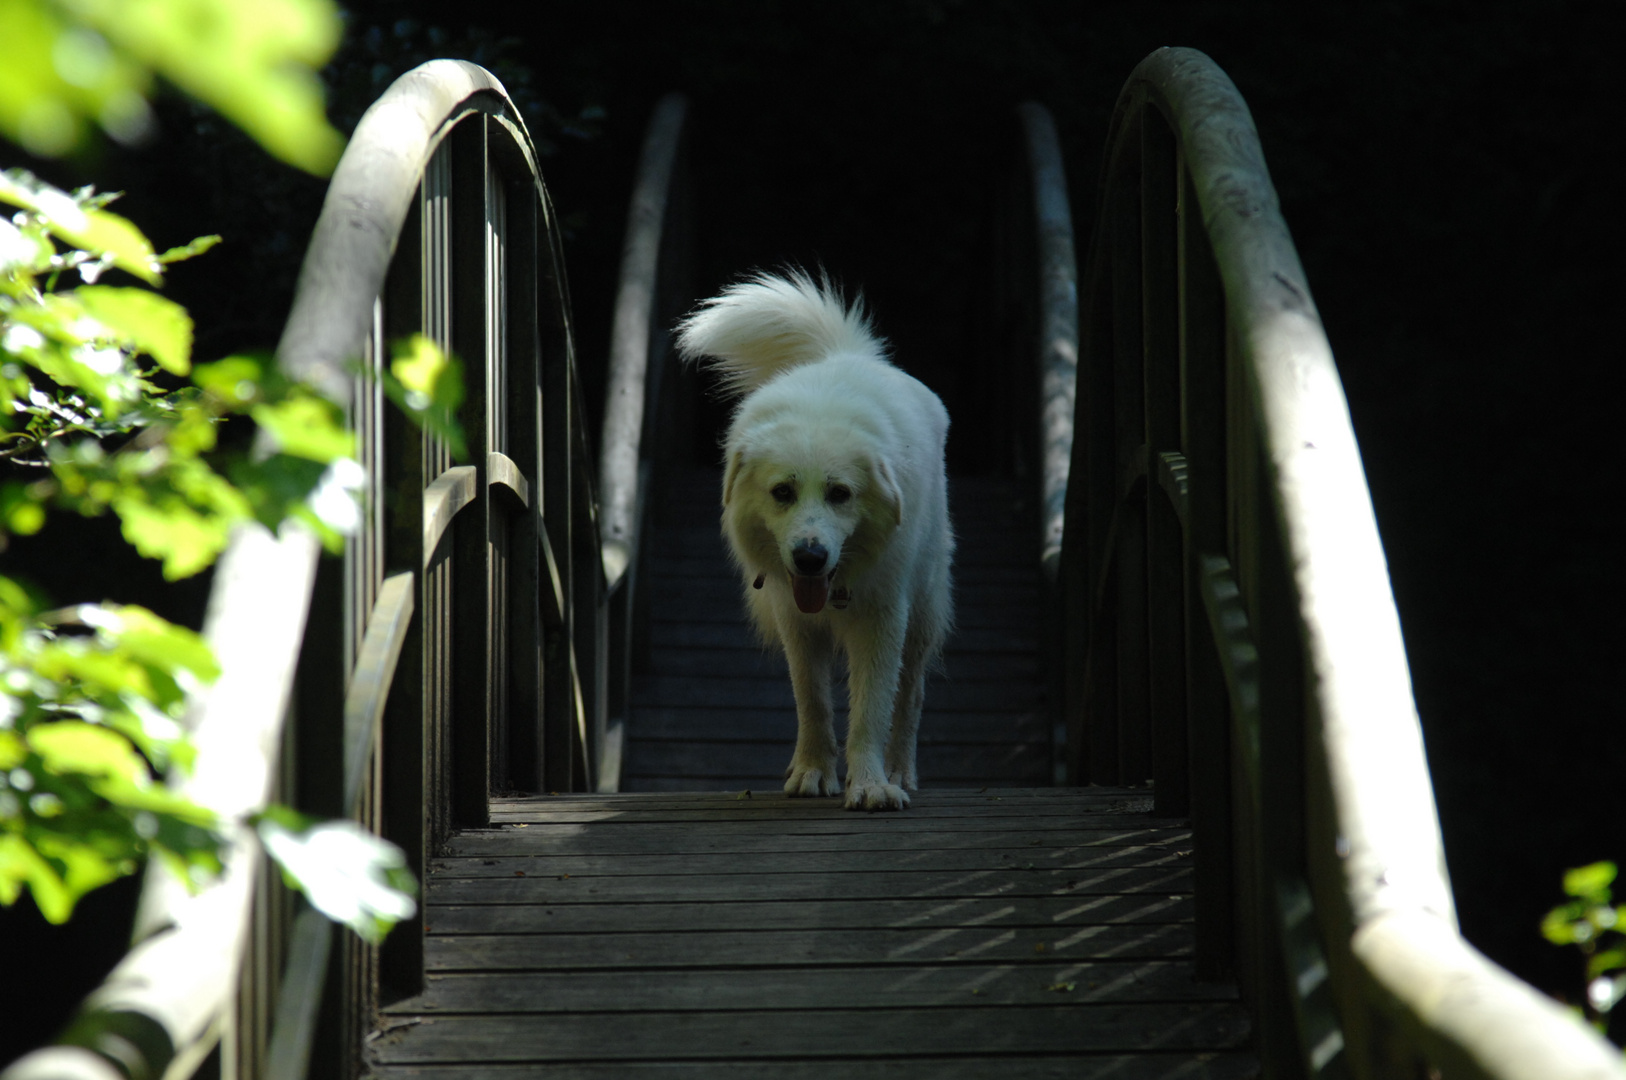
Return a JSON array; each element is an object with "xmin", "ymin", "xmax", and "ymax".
[{"xmin": 675, "ymin": 268, "xmax": 883, "ymax": 397}]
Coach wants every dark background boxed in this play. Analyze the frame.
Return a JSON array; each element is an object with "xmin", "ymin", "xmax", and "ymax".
[{"xmin": 4, "ymin": 0, "xmax": 1619, "ymax": 1059}]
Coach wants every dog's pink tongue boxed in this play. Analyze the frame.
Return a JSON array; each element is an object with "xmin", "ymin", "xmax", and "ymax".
[{"xmin": 791, "ymin": 574, "xmax": 829, "ymax": 614}]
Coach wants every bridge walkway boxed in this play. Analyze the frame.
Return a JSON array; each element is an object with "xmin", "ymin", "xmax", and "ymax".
[
  {"xmin": 371, "ymin": 787, "xmax": 1253, "ymax": 1076},
  {"xmin": 623, "ymin": 466, "xmax": 1056, "ymax": 792}
]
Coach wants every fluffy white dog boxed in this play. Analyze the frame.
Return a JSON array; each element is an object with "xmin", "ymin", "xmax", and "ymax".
[{"xmin": 676, "ymin": 270, "xmax": 954, "ymax": 811}]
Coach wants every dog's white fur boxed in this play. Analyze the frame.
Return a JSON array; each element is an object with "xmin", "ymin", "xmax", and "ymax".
[{"xmin": 677, "ymin": 270, "xmax": 954, "ymax": 811}]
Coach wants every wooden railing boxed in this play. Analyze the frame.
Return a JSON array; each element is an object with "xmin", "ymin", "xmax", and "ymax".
[
  {"xmin": 596, "ymin": 92, "xmax": 692, "ymax": 793},
  {"xmin": 1056, "ymin": 46, "xmax": 1626, "ymax": 1079},
  {"xmin": 2, "ymin": 60, "xmax": 626, "ymax": 1079}
]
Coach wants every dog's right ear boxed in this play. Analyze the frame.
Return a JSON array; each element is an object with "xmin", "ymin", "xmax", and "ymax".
[
  {"xmin": 871, "ymin": 458, "xmax": 903, "ymax": 528},
  {"xmin": 722, "ymin": 450, "xmax": 746, "ymax": 506}
]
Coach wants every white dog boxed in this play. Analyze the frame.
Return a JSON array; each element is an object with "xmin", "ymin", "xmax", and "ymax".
[{"xmin": 676, "ymin": 270, "xmax": 954, "ymax": 811}]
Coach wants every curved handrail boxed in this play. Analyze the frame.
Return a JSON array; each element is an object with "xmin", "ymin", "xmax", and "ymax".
[
  {"xmin": 599, "ymin": 92, "xmax": 689, "ymax": 592},
  {"xmin": 0, "ymin": 60, "xmax": 542, "ymax": 1080},
  {"xmin": 1066, "ymin": 45, "xmax": 1625, "ymax": 1079},
  {"xmin": 1015, "ymin": 102, "xmax": 1080, "ymax": 584},
  {"xmin": 277, "ymin": 60, "xmax": 535, "ymax": 405},
  {"xmin": 595, "ymin": 92, "xmax": 691, "ymax": 793}
]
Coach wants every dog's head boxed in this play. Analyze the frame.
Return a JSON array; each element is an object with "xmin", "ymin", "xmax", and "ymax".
[{"xmin": 722, "ymin": 449, "xmax": 902, "ymax": 614}]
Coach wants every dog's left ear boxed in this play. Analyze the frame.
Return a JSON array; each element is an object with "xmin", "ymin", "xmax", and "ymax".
[
  {"xmin": 871, "ymin": 458, "xmax": 903, "ymax": 527},
  {"xmin": 722, "ymin": 450, "xmax": 746, "ymax": 506}
]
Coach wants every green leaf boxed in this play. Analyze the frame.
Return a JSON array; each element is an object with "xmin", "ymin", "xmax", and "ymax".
[
  {"xmin": 74, "ymin": 285, "xmax": 193, "ymax": 374},
  {"xmin": 27, "ymin": 721, "xmax": 149, "ymax": 785},
  {"xmin": 250, "ymin": 394, "xmax": 353, "ymax": 463},
  {"xmin": 1588, "ymin": 947, "xmax": 1626, "ymax": 982},
  {"xmin": 94, "ymin": 604, "xmax": 219, "ymax": 685},
  {"xmin": 1565, "ymin": 862, "xmax": 1617, "ymax": 903},
  {"xmin": 2, "ymin": 483, "xmax": 47, "ymax": 535},
  {"xmin": 0, "ymin": 731, "xmax": 26, "ymax": 770},
  {"xmin": 155, "ymin": 234, "xmax": 222, "ymax": 265},
  {"xmin": 192, "ymin": 354, "xmax": 279, "ymax": 409},
  {"xmin": 109, "ymin": 458, "xmax": 250, "ymax": 580},
  {"xmin": 0, "ymin": 833, "xmax": 74, "ymax": 923},
  {"xmin": 1542, "ymin": 905, "xmax": 1581, "ymax": 945},
  {"xmin": 385, "ymin": 334, "xmax": 467, "ymax": 459},
  {"xmin": 0, "ymin": 171, "xmax": 160, "ymax": 284},
  {"xmin": 71, "ymin": 0, "xmax": 347, "ymax": 176}
]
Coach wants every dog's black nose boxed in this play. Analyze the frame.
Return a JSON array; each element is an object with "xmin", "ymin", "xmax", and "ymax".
[{"xmin": 792, "ymin": 541, "xmax": 828, "ymax": 575}]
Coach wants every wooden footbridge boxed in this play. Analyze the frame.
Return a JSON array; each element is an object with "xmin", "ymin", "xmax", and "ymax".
[{"xmin": 7, "ymin": 49, "xmax": 1623, "ymax": 1080}]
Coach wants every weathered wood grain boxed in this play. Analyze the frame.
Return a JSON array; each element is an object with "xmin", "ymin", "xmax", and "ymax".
[
  {"xmin": 395, "ymin": 959, "xmax": 1237, "ymax": 1012},
  {"xmin": 422, "ymin": 893, "xmax": 1196, "ymax": 934},
  {"xmin": 631, "ymin": 675, "xmax": 1044, "ymax": 710},
  {"xmin": 443, "ymin": 824, "xmax": 1190, "ymax": 857},
  {"xmin": 644, "ymin": 645, "xmax": 1041, "ymax": 681},
  {"xmin": 369, "ymin": 1002, "xmax": 1250, "ymax": 1063},
  {"xmin": 427, "ymin": 844, "xmax": 1184, "ymax": 878},
  {"xmin": 369, "ymin": 1053, "xmax": 1259, "ymax": 1080},
  {"xmin": 623, "ymin": 739, "xmax": 1052, "ymax": 782},
  {"xmin": 422, "ymin": 923, "xmax": 1196, "ymax": 971},
  {"xmin": 426, "ymin": 864, "xmax": 1192, "ymax": 905},
  {"xmin": 626, "ymin": 707, "xmax": 1050, "ymax": 744},
  {"xmin": 372, "ymin": 786, "xmax": 1245, "ymax": 1074}
]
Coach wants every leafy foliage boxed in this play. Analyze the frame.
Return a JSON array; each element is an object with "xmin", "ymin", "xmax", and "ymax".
[
  {"xmin": 383, "ymin": 332, "xmax": 467, "ymax": 461},
  {"xmin": 0, "ymin": 586, "xmax": 223, "ymax": 923},
  {"xmin": 0, "ymin": 168, "xmax": 414, "ymax": 932},
  {"xmin": 1542, "ymin": 861, "xmax": 1626, "ymax": 1042},
  {"xmin": 0, "ymin": 0, "xmax": 345, "ymax": 175},
  {"xmin": 2, "ymin": 172, "xmax": 364, "ymax": 577}
]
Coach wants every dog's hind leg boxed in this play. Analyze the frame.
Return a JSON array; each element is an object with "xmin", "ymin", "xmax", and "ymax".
[
  {"xmin": 885, "ymin": 637, "xmax": 928, "ymax": 792},
  {"xmin": 886, "ymin": 583, "xmax": 949, "ymax": 793},
  {"xmin": 781, "ymin": 624, "xmax": 841, "ymax": 797}
]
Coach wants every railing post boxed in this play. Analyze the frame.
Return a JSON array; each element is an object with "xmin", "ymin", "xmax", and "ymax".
[
  {"xmin": 539, "ymin": 192, "xmax": 581, "ymax": 794},
  {"xmin": 500, "ymin": 130, "xmax": 547, "ymax": 795},
  {"xmin": 1178, "ymin": 164, "xmax": 1234, "ymax": 980},
  {"xmin": 1140, "ymin": 107, "xmax": 1189, "ymax": 816},
  {"xmin": 449, "ymin": 117, "xmax": 494, "ymax": 828}
]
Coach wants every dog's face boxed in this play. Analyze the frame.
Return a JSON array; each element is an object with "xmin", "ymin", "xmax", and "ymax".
[{"xmin": 723, "ymin": 450, "xmax": 901, "ymax": 614}]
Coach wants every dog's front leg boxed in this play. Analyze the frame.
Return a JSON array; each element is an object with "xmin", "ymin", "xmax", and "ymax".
[
  {"xmin": 844, "ymin": 615, "xmax": 910, "ymax": 811},
  {"xmin": 781, "ymin": 626, "xmax": 841, "ymax": 797}
]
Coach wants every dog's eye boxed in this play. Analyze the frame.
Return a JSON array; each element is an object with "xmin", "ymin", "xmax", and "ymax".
[
  {"xmin": 827, "ymin": 484, "xmax": 852, "ymax": 505},
  {"xmin": 770, "ymin": 483, "xmax": 796, "ymax": 504}
]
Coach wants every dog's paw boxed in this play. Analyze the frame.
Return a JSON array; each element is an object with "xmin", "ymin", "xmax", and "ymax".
[
  {"xmin": 886, "ymin": 765, "xmax": 919, "ymax": 792},
  {"xmin": 844, "ymin": 777, "xmax": 910, "ymax": 812},
  {"xmin": 784, "ymin": 762, "xmax": 842, "ymax": 798}
]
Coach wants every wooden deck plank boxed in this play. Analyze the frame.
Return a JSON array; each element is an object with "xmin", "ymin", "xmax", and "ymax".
[
  {"xmin": 643, "ymin": 646, "xmax": 1042, "ymax": 681},
  {"xmin": 370, "ymin": 1003, "xmax": 1249, "ymax": 1063},
  {"xmin": 444, "ymin": 825, "xmax": 1189, "ymax": 856},
  {"xmin": 369, "ymin": 1054, "xmax": 1259, "ymax": 1080},
  {"xmin": 625, "ymin": 707, "xmax": 1051, "ymax": 743},
  {"xmin": 630, "ymin": 676, "xmax": 1044, "ymax": 711},
  {"xmin": 643, "ymin": 620, "xmax": 1041, "ymax": 653},
  {"xmin": 427, "ymin": 844, "xmax": 1185, "ymax": 877},
  {"xmin": 623, "ymin": 740, "xmax": 1052, "ymax": 782},
  {"xmin": 423, "ymin": 923, "xmax": 1197, "ymax": 970},
  {"xmin": 394, "ymin": 959, "xmax": 1237, "ymax": 1013},
  {"xmin": 423, "ymin": 894, "xmax": 1196, "ymax": 934},
  {"xmin": 372, "ymin": 787, "xmax": 1247, "ymax": 1074},
  {"xmin": 426, "ymin": 864, "xmax": 1192, "ymax": 904}
]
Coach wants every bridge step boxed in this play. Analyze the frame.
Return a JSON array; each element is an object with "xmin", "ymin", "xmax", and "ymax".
[
  {"xmin": 625, "ymin": 470, "xmax": 1055, "ymax": 791},
  {"xmin": 372, "ymin": 787, "xmax": 1254, "ymax": 1077}
]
